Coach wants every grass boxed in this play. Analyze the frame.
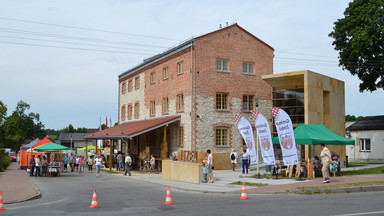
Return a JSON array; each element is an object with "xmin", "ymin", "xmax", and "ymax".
[
  {"xmin": 347, "ymin": 162, "xmax": 378, "ymax": 168},
  {"xmin": 232, "ymin": 181, "xmax": 269, "ymax": 187},
  {"xmin": 341, "ymin": 166, "xmax": 384, "ymax": 176},
  {"xmin": 101, "ymin": 169, "xmax": 121, "ymax": 174},
  {"xmin": 294, "ymin": 181, "xmax": 384, "ymax": 195}
]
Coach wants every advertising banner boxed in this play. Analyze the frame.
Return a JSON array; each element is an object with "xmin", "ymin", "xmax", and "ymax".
[
  {"xmin": 271, "ymin": 107, "xmax": 299, "ymax": 166},
  {"xmin": 234, "ymin": 115, "xmax": 257, "ymax": 164},
  {"xmin": 251, "ymin": 111, "xmax": 276, "ymax": 165}
]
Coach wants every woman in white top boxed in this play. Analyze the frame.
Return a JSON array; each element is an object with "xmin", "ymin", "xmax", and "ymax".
[
  {"xmin": 230, "ymin": 148, "xmax": 238, "ymax": 171},
  {"xmin": 94, "ymin": 155, "xmax": 102, "ymax": 176},
  {"xmin": 206, "ymin": 149, "xmax": 214, "ymax": 183}
]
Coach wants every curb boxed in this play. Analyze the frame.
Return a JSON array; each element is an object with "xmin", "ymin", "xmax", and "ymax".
[{"xmin": 287, "ymin": 185, "xmax": 384, "ymax": 195}]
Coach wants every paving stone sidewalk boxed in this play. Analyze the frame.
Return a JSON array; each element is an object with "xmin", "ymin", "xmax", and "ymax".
[{"xmin": 0, "ymin": 162, "xmax": 40, "ymax": 204}]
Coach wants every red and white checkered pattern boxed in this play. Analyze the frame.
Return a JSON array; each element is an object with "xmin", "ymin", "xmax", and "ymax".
[
  {"xmin": 234, "ymin": 115, "xmax": 242, "ymax": 125},
  {"xmin": 251, "ymin": 111, "xmax": 259, "ymax": 121},
  {"xmin": 271, "ymin": 107, "xmax": 280, "ymax": 119}
]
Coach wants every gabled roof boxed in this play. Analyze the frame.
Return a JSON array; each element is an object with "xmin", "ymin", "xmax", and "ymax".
[
  {"xmin": 118, "ymin": 23, "xmax": 273, "ymax": 80},
  {"xmin": 85, "ymin": 115, "xmax": 181, "ymax": 140},
  {"xmin": 20, "ymin": 138, "xmax": 41, "ymax": 150},
  {"xmin": 347, "ymin": 115, "xmax": 384, "ymax": 131},
  {"xmin": 59, "ymin": 133, "xmax": 89, "ymax": 141}
]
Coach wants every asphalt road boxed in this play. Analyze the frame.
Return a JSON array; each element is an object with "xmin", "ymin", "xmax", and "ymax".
[{"xmin": 3, "ymin": 171, "xmax": 384, "ymax": 216}]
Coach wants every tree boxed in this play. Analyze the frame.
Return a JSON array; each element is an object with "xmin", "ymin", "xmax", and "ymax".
[
  {"xmin": 345, "ymin": 114, "xmax": 365, "ymax": 121},
  {"xmin": 329, "ymin": 0, "xmax": 384, "ymax": 92},
  {"xmin": 1, "ymin": 101, "xmax": 45, "ymax": 150},
  {"xmin": 0, "ymin": 101, "xmax": 7, "ymax": 124}
]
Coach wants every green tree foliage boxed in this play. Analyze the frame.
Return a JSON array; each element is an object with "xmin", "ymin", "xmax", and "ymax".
[
  {"xmin": 0, "ymin": 100, "xmax": 45, "ymax": 150},
  {"xmin": 329, "ymin": 0, "xmax": 384, "ymax": 92},
  {"xmin": 345, "ymin": 114, "xmax": 365, "ymax": 121},
  {"xmin": 0, "ymin": 101, "xmax": 7, "ymax": 124}
]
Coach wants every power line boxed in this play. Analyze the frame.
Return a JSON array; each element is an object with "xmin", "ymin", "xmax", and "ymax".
[
  {"xmin": 0, "ymin": 41, "xmax": 155, "ymax": 55},
  {"xmin": 0, "ymin": 35, "xmax": 161, "ymax": 53},
  {"xmin": 0, "ymin": 28, "xmax": 169, "ymax": 49},
  {"xmin": 0, "ymin": 17, "xmax": 181, "ymax": 42}
]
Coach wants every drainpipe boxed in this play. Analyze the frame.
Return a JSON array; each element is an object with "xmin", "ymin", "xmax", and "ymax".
[{"xmin": 190, "ymin": 41, "xmax": 194, "ymax": 151}]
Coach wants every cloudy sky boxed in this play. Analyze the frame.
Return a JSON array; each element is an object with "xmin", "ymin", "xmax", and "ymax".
[{"xmin": 1, "ymin": 0, "xmax": 382, "ymax": 130}]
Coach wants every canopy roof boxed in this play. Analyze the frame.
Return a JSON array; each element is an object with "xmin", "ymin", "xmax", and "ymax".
[
  {"xmin": 31, "ymin": 137, "xmax": 53, "ymax": 151},
  {"xmin": 85, "ymin": 115, "xmax": 181, "ymax": 140},
  {"xmin": 20, "ymin": 138, "xmax": 41, "ymax": 150},
  {"xmin": 34, "ymin": 143, "xmax": 68, "ymax": 151},
  {"xmin": 272, "ymin": 124, "xmax": 355, "ymax": 145},
  {"xmin": 78, "ymin": 145, "xmax": 104, "ymax": 152}
]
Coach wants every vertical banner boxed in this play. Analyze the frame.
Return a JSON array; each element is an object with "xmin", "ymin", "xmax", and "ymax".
[
  {"xmin": 271, "ymin": 107, "xmax": 299, "ymax": 166},
  {"xmin": 234, "ymin": 115, "xmax": 257, "ymax": 164},
  {"xmin": 251, "ymin": 111, "xmax": 276, "ymax": 165}
]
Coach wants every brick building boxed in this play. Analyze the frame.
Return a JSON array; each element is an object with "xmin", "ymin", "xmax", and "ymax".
[{"xmin": 116, "ymin": 23, "xmax": 274, "ymax": 159}]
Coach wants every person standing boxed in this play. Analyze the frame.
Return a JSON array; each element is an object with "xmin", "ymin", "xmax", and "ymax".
[
  {"xmin": 320, "ymin": 142, "xmax": 332, "ymax": 183},
  {"xmin": 230, "ymin": 148, "xmax": 238, "ymax": 171},
  {"xmin": 68, "ymin": 153, "xmax": 74, "ymax": 172},
  {"xmin": 87, "ymin": 156, "xmax": 94, "ymax": 173},
  {"xmin": 242, "ymin": 148, "xmax": 250, "ymax": 174},
  {"xmin": 41, "ymin": 155, "xmax": 48, "ymax": 177},
  {"xmin": 35, "ymin": 155, "xmax": 41, "ymax": 177},
  {"xmin": 149, "ymin": 154, "xmax": 156, "ymax": 172},
  {"xmin": 94, "ymin": 155, "xmax": 102, "ymax": 176},
  {"xmin": 117, "ymin": 152, "xmax": 123, "ymax": 171},
  {"xmin": 78, "ymin": 155, "xmax": 83, "ymax": 174},
  {"xmin": 29, "ymin": 155, "xmax": 35, "ymax": 176},
  {"xmin": 206, "ymin": 149, "xmax": 214, "ymax": 183},
  {"xmin": 124, "ymin": 153, "xmax": 132, "ymax": 176}
]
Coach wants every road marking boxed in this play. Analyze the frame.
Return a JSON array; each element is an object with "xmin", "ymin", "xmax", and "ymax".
[
  {"xmin": 6, "ymin": 198, "xmax": 67, "ymax": 210},
  {"xmin": 332, "ymin": 210, "xmax": 384, "ymax": 216}
]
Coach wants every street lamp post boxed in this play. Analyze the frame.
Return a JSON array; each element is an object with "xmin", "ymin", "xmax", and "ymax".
[{"xmin": 70, "ymin": 135, "xmax": 73, "ymax": 152}]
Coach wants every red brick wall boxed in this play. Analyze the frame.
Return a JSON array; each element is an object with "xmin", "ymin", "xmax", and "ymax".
[{"xmin": 193, "ymin": 25, "xmax": 273, "ymax": 101}]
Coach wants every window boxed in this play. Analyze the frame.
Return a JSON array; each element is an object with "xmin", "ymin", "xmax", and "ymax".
[
  {"xmin": 150, "ymin": 72, "xmax": 156, "ymax": 84},
  {"xmin": 121, "ymin": 82, "xmax": 126, "ymax": 94},
  {"xmin": 242, "ymin": 62, "xmax": 254, "ymax": 74},
  {"xmin": 216, "ymin": 93, "xmax": 228, "ymax": 110},
  {"xmin": 121, "ymin": 105, "xmax": 126, "ymax": 121},
  {"xmin": 162, "ymin": 97, "xmax": 169, "ymax": 114},
  {"xmin": 128, "ymin": 80, "xmax": 133, "ymax": 92},
  {"xmin": 176, "ymin": 94, "xmax": 184, "ymax": 112},
  {"xmin": 134, "ymin": 103, "xmax": 139, "ymax": 119},
  {"xmin": 127, "ymin": 105, "xmax": 132, "ymax": 120},
  {"xmin": 150, "ymin": 101, "xmax": 156, "ymax": 116},
  {"xmin": 163, "ymin": 67, "xmax": 169, "ymax": 80},
  {"xmin": 243, "ymin": 95, "xmax": 254, "ymax": 112},
  {"xmin": 135, "ymin": 77, "xmax": 140, "ymax": 89},
  {"xmin": 177, "ymin": 127, "xmax": 184, "ymax": 147},
  {"xmin": 360, "ymin": 138, "xmax": 371, "ymax": 151},
  {"xmin": 216, "ymin": 127, "xmax": 229, "ymax": 146},
  {"xmin": 177, "ymin": 61, "xmax": 184, "ymax": 75},
  {"xmin": 216, "ymin": 59, "xmax": 229, "ymax": 72}
]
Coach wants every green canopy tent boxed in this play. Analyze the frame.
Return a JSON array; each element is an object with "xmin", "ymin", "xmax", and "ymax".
[
  {"xmin": 272, "ymin": 124, "xmax": 355, "ymax": 145},
  {"xmin": 78, "ymin": 145, "xmax": 104, "ymax": 152},
  {"xmin": 34, "ymin": 143, "xmax": 69, "ymax": 151}
]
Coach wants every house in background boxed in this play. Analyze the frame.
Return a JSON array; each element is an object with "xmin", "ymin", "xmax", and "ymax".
[
  {"xmin": 346, "ymin": 115, "xmax": 384, "ymax": 163},
  {"xmin": 59, "ymin": 129, "xmax": 97, "ymax": 150}
]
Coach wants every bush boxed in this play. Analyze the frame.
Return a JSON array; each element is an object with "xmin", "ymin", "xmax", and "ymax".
[{"xmin": 2, "ymin": 156, "xmax": 10, "ymax": 171}]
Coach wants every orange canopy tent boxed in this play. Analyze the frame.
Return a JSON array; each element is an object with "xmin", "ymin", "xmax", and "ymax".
[{"xmin": 31, "ymin": 137, "xmax": 53, "ymax": 151}]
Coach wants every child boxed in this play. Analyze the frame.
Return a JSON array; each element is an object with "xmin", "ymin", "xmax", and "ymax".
[{"xmin": 201, "ymin": 162, "xmax": 208, "ymax": 183}]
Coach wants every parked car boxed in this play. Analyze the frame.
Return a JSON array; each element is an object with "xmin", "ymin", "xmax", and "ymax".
[{"xmin": 9, "ymin": 152, "xmax": 16, "ymax": 162}]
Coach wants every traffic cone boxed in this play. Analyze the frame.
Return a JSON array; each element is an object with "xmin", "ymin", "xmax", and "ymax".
[
  {"xmin": 0, "ymin": 191, "xmax": 5, "ymax": 211},
  {"xmin": 89, "ymin": 190, "xmax": 100, "ymax": 208},
  {"xmin": 240, "ymin": 183, "xmax": 249, "ymax": 200},
  {"xmin": 164, "ymin": 187, "xmax": 174, "ymax": 205}
]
